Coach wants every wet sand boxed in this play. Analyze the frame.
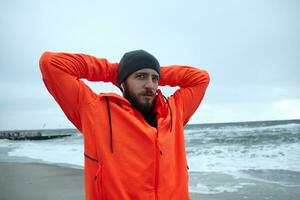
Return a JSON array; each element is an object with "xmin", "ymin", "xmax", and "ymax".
[
  {"xmin": 0, "ymin": 162, "xmax": 84, "ymax": 200},
  {"xmin": 1, "ymin": 161, "xmax": 300, "ymax": 200},
  {"xmin": 0, "ymin": 162, "xmax": 203, "ymax": 200},
  {"xmin": 0, "ymin": 144, "xmax": 299, "ymax": 200}
]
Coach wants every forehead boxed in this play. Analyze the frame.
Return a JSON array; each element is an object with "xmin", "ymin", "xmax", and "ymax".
[{"xmin": 133, "ymin": 68, "xmax": 159, "ymax": 76}]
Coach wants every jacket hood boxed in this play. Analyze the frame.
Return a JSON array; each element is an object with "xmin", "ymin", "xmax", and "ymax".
[{"xmin": 99, "ymin": 89, "xmax": 172, "ymax": 153}]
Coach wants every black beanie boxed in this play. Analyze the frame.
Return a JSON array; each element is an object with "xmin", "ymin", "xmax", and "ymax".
[{"xmin": 117, "ymin": 49, "xmax": 160, "ymax": 86}]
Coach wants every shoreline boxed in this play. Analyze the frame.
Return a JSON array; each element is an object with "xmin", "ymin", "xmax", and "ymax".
[
  {"xmin": 0, "ymin": 162, "xmax": 84, "ymax": 200},
  {"xmin": 0, "ymin": 161, "xmax": 203, "ymax": 200},
  {"xmin": 0, "ymin": 145, "xmax": 202, "ymax": 200},
  {"xmin": 1, "ymin": 161, "xmax": 300, "ymax": 200},
  {"xmin": 1, "ymin": 146, "xmax": 300, "ymax": 199}
]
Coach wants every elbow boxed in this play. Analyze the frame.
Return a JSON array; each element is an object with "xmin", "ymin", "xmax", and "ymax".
[
  {"xmin": 39, "ymin": 51, "xmax": 59, "ymax": 77},
  {"xmin": 39, "ymin": 52, "xmax": 50, "ymax": 71},
  {"xmin": 39, "ymin": 51, "xmax": 52, "ymax": 71},
  {"xmin": 204, "ymin": 70, "xmax": 210, "ymax": 84},
  {"xmin": 199, "ymin": 69, "xmax": 210, "ymax": 85}
]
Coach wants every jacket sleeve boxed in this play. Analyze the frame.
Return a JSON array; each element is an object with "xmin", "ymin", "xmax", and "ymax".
[
  {"xmin": 39, "ymin": 51, "xmax": 118, "ymax": 131},
  {"xmin": 159, "ymin": 66, "xmax": 210, "ymax": 125}
]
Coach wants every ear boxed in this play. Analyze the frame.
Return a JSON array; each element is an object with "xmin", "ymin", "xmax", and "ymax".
[{"xmin": 120, "ymin": 83, "xmax": 125, "ymax": 92}]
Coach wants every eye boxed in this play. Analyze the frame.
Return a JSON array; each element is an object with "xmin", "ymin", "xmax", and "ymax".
[
  {"xmin": 136, "ymin": 74, "xmax": 146, "ymax": 79},
  {"xmin": 152, "ymin": 76, "xmax": 159, "ymax": 82}
]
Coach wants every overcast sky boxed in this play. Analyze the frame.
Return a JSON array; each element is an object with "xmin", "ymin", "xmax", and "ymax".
[{"xmin": 0, "ymin": 0, "xmax": 299, "ymax": 130}]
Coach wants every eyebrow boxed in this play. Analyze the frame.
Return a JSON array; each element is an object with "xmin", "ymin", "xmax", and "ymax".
[
  {"xmin": 135, "ymin": 72, "xmax": 159, "ymax": 77},
  {"xmin": 136, "ymin": 73, "xmax": 159, "ymax": 80}
]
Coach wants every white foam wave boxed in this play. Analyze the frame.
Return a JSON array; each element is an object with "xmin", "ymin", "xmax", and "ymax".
[
  {"xmin": 185, "ymin": 122, "xmax": 300, "ymax": 137},
  {"xmin": 187, "ymin": 143, "xmax": 300, "ymax": 172},
  {"xmin": 2, "ymin": 135, "xmax": 300, "ymax": 173},
  {"xmin": 3, "ymin": 136, "xmax": 84, "ymax": 168},
  {"xmin": 189, "ymin": 182, "xmax": 256, "ymax": 194}
]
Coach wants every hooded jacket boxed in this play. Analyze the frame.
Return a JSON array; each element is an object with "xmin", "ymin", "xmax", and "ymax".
[{"xmin": 39, "ymin": 51, "xmax": 210, "ymax": 200}]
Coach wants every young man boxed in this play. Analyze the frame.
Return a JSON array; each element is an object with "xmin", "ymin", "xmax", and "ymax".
[{"xmin": 39, "ymin": 49, "xmax": 210, "ymax": 200}]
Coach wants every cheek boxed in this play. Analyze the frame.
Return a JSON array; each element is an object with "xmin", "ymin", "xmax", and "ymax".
[
  {"xmin": 124, "ymin": 83, "xmax": 140, "ymax": 97},
  {"xmin": 131, "ymin": 81, "xmax": 145, "ymax": 91},
  {"xmin": 153, "ymin": 83, "xmax": 158, "ymax": 90},
  {"xmin": 129, "ymin": 83, "xmax": 141, "ymax": 93}
]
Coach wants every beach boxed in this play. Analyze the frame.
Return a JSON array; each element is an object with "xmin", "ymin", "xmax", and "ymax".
[
  {"xmin": 1, "ymin": 161, "xmax": 300, "ymax": 200},
  {"xmin": 0, "ymin": 157, "xmax": 202, "ymax": 200},
  {"xmin": 1, "ymin": 120, "xmax": 300, "ymax": 199},
  {"xmin": 0, "ymin": 162, "xmax": 84, "ymax": 200}
]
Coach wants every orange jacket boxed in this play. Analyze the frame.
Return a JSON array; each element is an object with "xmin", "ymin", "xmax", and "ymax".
[{"xmin": 39, "ymin": 51, "xmax": 210, "ymax": 200}]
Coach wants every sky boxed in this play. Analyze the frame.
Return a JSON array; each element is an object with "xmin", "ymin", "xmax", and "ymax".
[{"xmin": 0, "ymin": 0, "xmax": 299, "ymax": 130}]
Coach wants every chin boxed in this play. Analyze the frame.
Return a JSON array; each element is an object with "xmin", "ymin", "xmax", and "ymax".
[{"xmin": 142, "ymin": 99, "xmax": 154, "ymax": 105}]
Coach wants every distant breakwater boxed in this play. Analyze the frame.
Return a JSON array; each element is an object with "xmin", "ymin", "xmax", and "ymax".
[{"xmin": 0, "ymin": 129, "xmax": 78, "ymax": 140}]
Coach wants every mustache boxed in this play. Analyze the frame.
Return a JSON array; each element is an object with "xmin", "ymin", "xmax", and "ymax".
[{"xmin": 140, "ymin": 90, "xmax": 155, "ymax": 96}]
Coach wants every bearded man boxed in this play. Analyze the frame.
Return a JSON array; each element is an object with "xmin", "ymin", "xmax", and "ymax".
[{"xmin": 39, "ymin": 49, "xmax": 210, "ymax": 200}]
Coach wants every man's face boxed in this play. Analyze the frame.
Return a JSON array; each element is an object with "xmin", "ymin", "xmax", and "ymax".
[{"xmin": 122, "ymin": 68, "xmax": 159, "ymax": 114}]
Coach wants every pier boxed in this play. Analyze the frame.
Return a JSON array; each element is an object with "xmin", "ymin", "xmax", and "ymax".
[{"xmin": 0, "ymin": 129, "xmax": 78, "ymax": 140}]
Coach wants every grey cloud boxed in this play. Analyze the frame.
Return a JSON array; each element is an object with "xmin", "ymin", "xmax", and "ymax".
[{"xmin": 0, "ymin": 0, "xmax": 299, "ymax": 129}]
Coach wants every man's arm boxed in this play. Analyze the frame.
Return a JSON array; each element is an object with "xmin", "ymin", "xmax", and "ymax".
[
  {"xmin": 159, "ymin": 66, "xmax": 210, "ymax": 125},
  {"xmin": 39, "ymin": 52, "xmax": 118, "ymax": 131}
]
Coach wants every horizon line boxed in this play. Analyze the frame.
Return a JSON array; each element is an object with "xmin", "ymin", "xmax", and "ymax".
[{"xmin": 0, "ymin": 118, "xmax": 299, "ymax": 132}]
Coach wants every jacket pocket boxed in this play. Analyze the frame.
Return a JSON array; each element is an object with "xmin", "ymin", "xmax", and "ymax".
[
  {"xmin": 95, "ymin": 163, "xmax": 104, "ymax": 199},
  {"xmin": 84, "ymin": 153, "xmax": 103, "ymax": 200}
]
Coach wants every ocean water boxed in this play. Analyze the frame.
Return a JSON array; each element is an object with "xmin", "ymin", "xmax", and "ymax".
[
  {"xmin": 184, "ymin": 120, "xmax": 300, "ymax": 195},
  {"xmin": 185, "ymin": 120, "xmax": 300, "ymax": 172},
  {"xmin": 1, "ymin": 119, "xmax": 300, "ymax": 195}
]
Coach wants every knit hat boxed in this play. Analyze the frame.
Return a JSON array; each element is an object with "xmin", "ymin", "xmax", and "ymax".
[{"xmin": 117, "ymin": 50, "xmax": 160, "ymax": 86}]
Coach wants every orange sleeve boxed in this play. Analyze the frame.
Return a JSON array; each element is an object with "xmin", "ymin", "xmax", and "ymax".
[
  {"xmin": 39, "ymin": 51, "xmax": 118, "ymax": 131},
  {"xmin": 159, "ymin": 66, "xmax": 210, "ymax": 125}
]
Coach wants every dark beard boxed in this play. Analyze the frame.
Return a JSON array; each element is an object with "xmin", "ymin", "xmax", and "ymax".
[{"xmin": 123, "ymin": 88, "xmax": 155, "ymax": 114}]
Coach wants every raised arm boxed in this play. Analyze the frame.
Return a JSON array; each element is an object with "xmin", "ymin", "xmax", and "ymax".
[
  {"xmin": 159, "ymin": 66, "xmax": 210, "ymax": 125},
  {"xmin": 39, "ymin": 52, "xmax": 118, "ymax": 131}
]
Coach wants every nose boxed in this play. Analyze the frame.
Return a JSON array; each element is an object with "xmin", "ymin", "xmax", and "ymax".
[{"xmin": 144, "ymin": 77, "xmax": 155, "ymax": 90}]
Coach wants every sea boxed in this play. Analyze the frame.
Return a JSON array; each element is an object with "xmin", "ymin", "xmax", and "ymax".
[{"xmin": 1, "ymin": 119, "xmax": 300, "ymax": 197}]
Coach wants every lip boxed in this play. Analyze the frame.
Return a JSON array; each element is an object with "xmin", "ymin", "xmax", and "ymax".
[
  {"xmin": 140, "ymin": 94, "xmax": 155, "ymax": 100},
  {"xmin": 140, "ymin": 92, "xmax": 154, "ymax": 96},
  {"xmin": 142, "ymin": 94, "xmax": 154, "ymax": 98}
]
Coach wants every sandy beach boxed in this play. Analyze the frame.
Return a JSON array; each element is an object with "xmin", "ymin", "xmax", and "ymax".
[
  {"xmin": 1, "ymin": 161, "xmax": 300, "ymax": 200},
  {"xmin": 0, "ymin": 146, "xmax": 203, "ymax": 199},
  {"xmin": 0, "ymin": 161, "xmax": 203, "ymax": 200},
  {"xmin": 0, "ymin": 162, "xmax": 84, "ymax": 200},
  {"xmin": 1, "ymin": 119, "xmax": 300, "ymax": 200}
]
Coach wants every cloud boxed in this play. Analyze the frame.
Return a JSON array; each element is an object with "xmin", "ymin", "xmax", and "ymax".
[
  {"xmin": 192, "ymin": 98, "xmax": 300, "ymax": 124},
  {"xmin": 0, "ymin": 0, "xmax": 299, "ymax": 129},
  {"xmin": 272, "ymin": 99, "xmax": 300, "ymax": 119}
]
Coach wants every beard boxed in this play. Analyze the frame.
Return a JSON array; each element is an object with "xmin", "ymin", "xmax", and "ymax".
[{"xmin": 123, "ymin": 85, "xmax": 155, "ymax": 114}]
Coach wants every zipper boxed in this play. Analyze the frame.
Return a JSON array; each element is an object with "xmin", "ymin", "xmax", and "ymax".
[
  {"xmin": 94, "ymin": 163, "xmax": 103, "ymax": 199},
  {"xmin": 132, "ymin": 106, "xmax": 160, "ymax": 198},
  {"xmin": 154, "ymin": 131, "xmax": 159, "ymax": 200}
]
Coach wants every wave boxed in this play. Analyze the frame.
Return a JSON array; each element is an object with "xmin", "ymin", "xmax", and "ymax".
[
  {"xmin": 2, "ymin": 135, "xmax": 84, "ymax": 168},
  {"xmin": 186, "ymin": 123, "xmax": 300, "ymax": 136},
  {"xmin": 187, "ymin": 132, "xmax": 300, "ymax": 146},
  {"xmin": 185, "ymin": 121, "xmax": 300, "ymax": 146},
  {"xmin": 187, "ymin": 142, "xmax": 300, "ymax": 172},
  {"xmin": 1, "ymin": 120, "xmax": 299, "ymax": 175}
]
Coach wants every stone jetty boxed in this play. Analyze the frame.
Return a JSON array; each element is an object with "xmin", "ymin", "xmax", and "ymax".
[{"xmin": 0, "ymin": 129, "xmax": 78, "ymax": 140}]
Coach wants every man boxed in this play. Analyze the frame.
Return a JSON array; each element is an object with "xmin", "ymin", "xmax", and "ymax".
[{"xmin": 39, "ymin": 49, "xmax": 210, "ymax": 200}]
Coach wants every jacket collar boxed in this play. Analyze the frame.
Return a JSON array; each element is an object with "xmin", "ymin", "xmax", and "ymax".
[{"xmin": 99, "ymin": 89, "xmax": 168, "ymax": 115}]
